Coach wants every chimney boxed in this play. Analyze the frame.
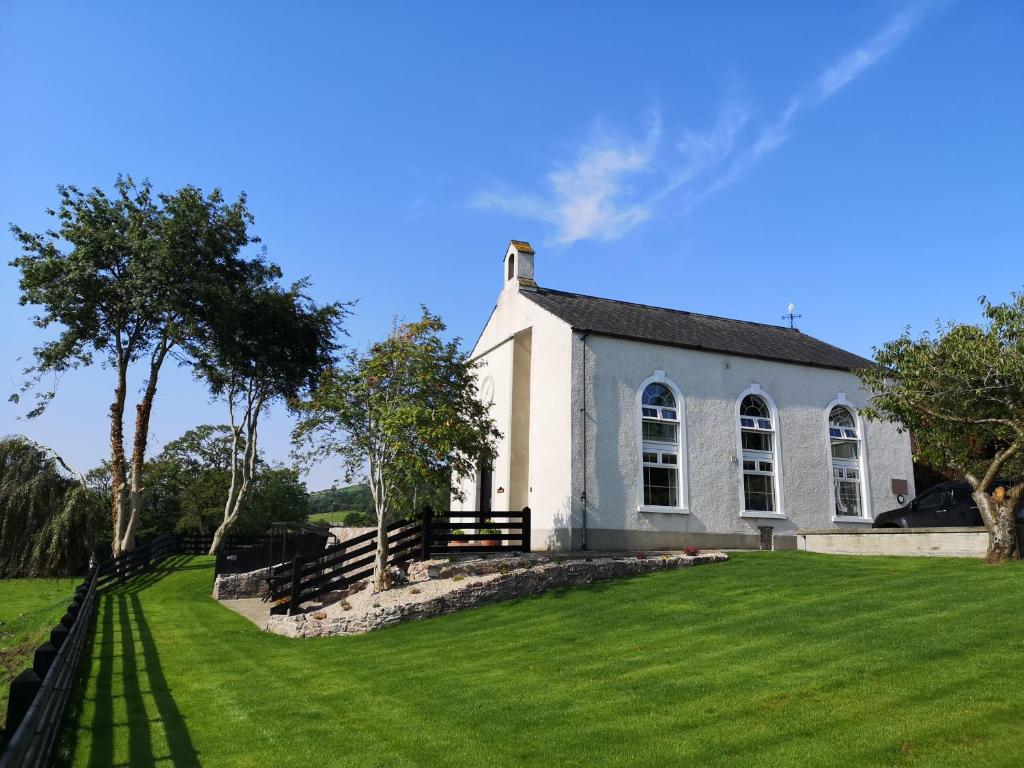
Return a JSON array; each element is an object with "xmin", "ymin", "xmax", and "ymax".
[{"xmin": 503, "ymin": 240, "xmax": 537, "ymax": 292}]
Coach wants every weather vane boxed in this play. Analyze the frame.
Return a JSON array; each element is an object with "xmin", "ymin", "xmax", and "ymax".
[{"xmin": 782, "ymin": 302, "xmax": 802, "ymax": 329}]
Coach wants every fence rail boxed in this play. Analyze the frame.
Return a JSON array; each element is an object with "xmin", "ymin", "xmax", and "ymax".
[
  {"xmin": 424, "ymin": 507, "xmax": 531, "ymax": 555},
  {"xmin": 268, "ymin": 506, "xmax": 532, "ymax": 615},
  {"xmin": 267, "ymin": 518, "xmax": 423, "ymax": 614}
]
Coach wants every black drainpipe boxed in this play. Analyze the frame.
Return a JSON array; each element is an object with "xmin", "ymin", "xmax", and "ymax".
[{"xmin": 579, "ymin": 331, "xmax": 590, "ymax": 551}]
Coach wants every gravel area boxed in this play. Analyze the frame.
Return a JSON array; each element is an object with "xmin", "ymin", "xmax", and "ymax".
[{"xmin": 264, "ymin": 551, "xmax": 728, "ymax": 638}]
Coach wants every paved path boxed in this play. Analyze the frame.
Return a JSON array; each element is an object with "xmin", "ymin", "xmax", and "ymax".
[{"xmin": 218, "ymin": 597, "xmax": 271, "ymax": 627}]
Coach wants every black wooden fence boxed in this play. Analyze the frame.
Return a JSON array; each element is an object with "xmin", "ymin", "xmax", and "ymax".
[
  {"xmin": 0, "ymin": 533, "xmax": 181, "ymax": 768},
  {"xmin": 268, "ymin": 507, "xmax": 532, "ymax": 615},
  {"xmin": 424, "ymin": 508, "xmax": 531, "ymax": 555},
  {"xmin": 267, "ymin": 518, "xmax": 424, "ymax": 614}
]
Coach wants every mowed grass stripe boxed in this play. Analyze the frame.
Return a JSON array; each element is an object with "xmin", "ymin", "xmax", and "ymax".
[{"xmin": 61, "ymin": 553, "xmax": 1024, "ymax": 768}]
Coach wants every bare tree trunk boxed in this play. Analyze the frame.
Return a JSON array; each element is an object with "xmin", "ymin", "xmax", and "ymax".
[
  {"xmin": 123, "ymin": 333, "xmax": 171, "ymax": 553},
  {"xmin": 369, "ymin": 458, "xmax": 392, "ymax": 593},
  {"xmin": 374, "ymin": 510, "xmax": 390, "ymax": 592},
  {"xmin": 209, "ymin": 389, "xmax": 261, "ymax": 555},
  {"xmin": 110, "ymin": 358, "xmax": 129, "ymax": 556},
  {"xmin": 974, "ymin": 488, "xmax": 1020, "ymax": 563}
]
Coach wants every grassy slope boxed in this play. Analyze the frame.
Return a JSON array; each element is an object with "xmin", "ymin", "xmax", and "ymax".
[
  {"xmin": 0, "ymin": 577, "xmax": 80, "ymax": 724},
  {"xmin": 65, "ymin": 553, "xmax": 1024, "ymax": 768}
]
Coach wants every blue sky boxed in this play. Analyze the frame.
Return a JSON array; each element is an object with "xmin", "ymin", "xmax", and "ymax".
[{"xmin": 1, "ymin": 1, "xmax": 1022, "ymax": 490}]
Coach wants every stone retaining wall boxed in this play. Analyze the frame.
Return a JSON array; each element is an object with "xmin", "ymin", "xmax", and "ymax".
[
  {"xmin": 796, "ymin": 527, "xmax": 989, "ymax": 558},
  {"xmin": 212, "ymin": 567, "xmax": 271, "ymax": 600},
  {"xmin": 265, "ymin": 552, "xmax": 727, "ymax": 638}
]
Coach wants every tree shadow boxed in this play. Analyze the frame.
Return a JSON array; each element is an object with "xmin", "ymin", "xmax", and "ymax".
[
  {"xmin": 102, "ymin": 555, "xmax": 205, "ymax": 596},
  {"xmin": 75, "ymin": 591, "xmax": 200, "ymax": 767},
  {"xmin": 127, "ymin": 592, "xmax": 201, "ymax": 767}
]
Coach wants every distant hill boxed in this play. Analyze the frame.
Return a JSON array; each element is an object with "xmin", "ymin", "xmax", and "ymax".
[{"xmin": 307, "ymin": 483, "xmax": 374, "ymax": 524}]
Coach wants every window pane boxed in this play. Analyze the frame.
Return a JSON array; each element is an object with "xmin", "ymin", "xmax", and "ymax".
[
  {"xmin": 831, "ymin": 441, "xmax": 858, "ymax": 460},
  {"xmin": 743, "ymin": 460, "xmax": 755, "ymax": 471},
  {"xmin": 829, "ymin": 427, "xmax": 842, "ymax": 438},
  {"xmin": 643, "ymin": 452, "xmax": 658, "ymax": 464},
  {"xmin": 835, "ymin": 480, "xmax": 862, "ymax": 516},
  {"xmin": 661, "ymin": 453, "xmax": 677, "ymax": 464},
  {"xmin": 741, "ymin": 431, "xmax": 772, "ymax": 452},
  {"xmin": 740, "ymin": 395, "xmax": 769, "ymax": 419},
  {"xmin": 740, "ymin": 417, "xmax": 755, "ymax": 428},
  {"xmin": 743, "ymin": 473, "xmax": 775, "ymax": 512},
  {"xmin": 829, "ymin": 406, "xmax": 855, "ymax": 429},
  {"xmin": 643, "ymin": 421, "xmax": 678, "ymax": 443},
  {"xmin": 757, "ymin": 418, "xmax": 773, "ymax": 431},
  {"xmin": 644, "ymin": 466, "xmax": 678, "ymax": 507},
  {"xmin": 844, "ymin": 429, "xmax": 858, "ymax": 439},
  {"xmin": 643, "ymin": 383, "xmax": 676, "ymax": 408},
  {"xmin": 662, "ymin": 409, "xmax": 677, "ymax": 421},
  {"xmin": 642, "ymin": 407, "xmax": 657, "ymax": 418},
  {"xmin": 759, "ymin": 461, "xmax": 773, "ymax": 473}
]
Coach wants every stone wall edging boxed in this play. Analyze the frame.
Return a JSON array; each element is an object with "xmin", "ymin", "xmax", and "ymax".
[{"xmin": 265, "ymin": 552, "xmax": 728, "ymax": 639}]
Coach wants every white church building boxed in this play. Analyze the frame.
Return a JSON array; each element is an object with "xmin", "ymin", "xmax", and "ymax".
[{"xmin": 453, "ymin": 240, "xmax": 915, "ymax": 551}]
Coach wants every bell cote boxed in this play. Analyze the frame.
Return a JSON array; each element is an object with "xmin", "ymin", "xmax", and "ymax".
[{"xmin": 503, "ymin": 239, "xmax": 537, "ymax": 292}]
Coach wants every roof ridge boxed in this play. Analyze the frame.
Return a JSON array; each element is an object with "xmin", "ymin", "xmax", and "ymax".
[{"xmin": 536, "ymin": 286, "xmax": 801, "ymax": 333}]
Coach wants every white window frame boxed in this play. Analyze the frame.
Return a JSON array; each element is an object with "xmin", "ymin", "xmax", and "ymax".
[
  {"xmin": 636, "ymin": 371, "xmax": 689, "ymax": 514},
  {"xmin": 735, "ymin": 385, "xmax": 786, "ymax": 519},
  {"xmin": 825, "ymin": 395, "xmax": 872, "ymax": 523}
]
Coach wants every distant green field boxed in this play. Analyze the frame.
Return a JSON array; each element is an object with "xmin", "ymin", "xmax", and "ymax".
[
  {"xmin": 0, "ymin": 577, "xmax": 80, "ymax": 724},
  {"xmin": 306, "ymin": 510, "xmax": 358, "ymax": 524}
]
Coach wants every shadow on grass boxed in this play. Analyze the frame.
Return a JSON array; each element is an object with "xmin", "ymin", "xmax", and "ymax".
[
  {"xmin": 67, "ymin": 569, "xmax": 202, "ymax": 768},
  {"xmin": 102, "ymin": 556, "xmax": 204, "ymax": 597}
]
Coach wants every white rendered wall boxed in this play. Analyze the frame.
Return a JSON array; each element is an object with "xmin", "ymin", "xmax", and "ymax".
[
  {"xmin": 572, "ymin": 334, "xmax": 915, "ymax": 540},
  {"xmin": 452, "ymin": 288, "xmax": 574, "ymax": 548}
]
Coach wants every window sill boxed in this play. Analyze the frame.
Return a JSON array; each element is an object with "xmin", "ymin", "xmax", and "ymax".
[
  {"xmin": 832, "ymin": 515, "xmax": 872, "ymax": 524},
  {"xmin": 740, "ymin": 511, "xmax": 788, "ymax": 520},
  {"xmin": 638, "ymin": 505, "xmax": 690, "ymax": 515}
]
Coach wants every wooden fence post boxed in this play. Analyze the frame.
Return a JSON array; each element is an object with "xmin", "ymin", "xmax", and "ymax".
[
  {"xmin": 287, "ymin": 555, "xmax": 304, "ymax": 617},
  {"xmin": 421, "ymin": 506, "xmax": 433, "ymax": 560},
  {"xmin": 522, "ymin": 507, "xmax": 531, "ymax": 553},
  {"xmin": 4, "ymin": 669, "xmax": 41, "ymax": 734}
]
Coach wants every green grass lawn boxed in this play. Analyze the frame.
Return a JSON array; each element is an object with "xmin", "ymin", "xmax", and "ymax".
[
  {"xmin": 62, "ymin": 552, "xmax": 1024, "ymax": 767},
  {"xmin": 0, "ymin": 576, "xmax": 80, "ymax": 725}
]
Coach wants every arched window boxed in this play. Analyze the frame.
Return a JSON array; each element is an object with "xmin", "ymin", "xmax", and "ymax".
[
  {"xmin": 640, "ymin": 382, "xmax": 681, "ymax": 508},
  {"xmin": 738, "ymin": 394, "xmax": 777, "ymax": 513},
  {"xmin": 829, "ymin": 405, "xmax": 864, "ymax": 517},
  {"xmin": 507, "ymin": 253, "xmax": 515, "ymax": 281}
]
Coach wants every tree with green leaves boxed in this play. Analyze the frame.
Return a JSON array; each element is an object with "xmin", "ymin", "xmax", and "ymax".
[
  {"xmin": 192, "ymin": 282, "xmax": 344, "ymax": 554},
  {"xmin": 294, "ymin": 308, "xmax": 500, "ymax": 592},
  {"xmin": 10, "ymin": 176, "xmax": 275, "ymax": 554},
  {"xmin": 857, "ymin": 293, "xmax": 1024, "ymax": 562},
  {"xmin": 0, "ymin": 436, "xmax": 106, "ymax": 577},
  {"xmin": 138, "ymin": 425, "xmax": 308, "ymax": 540}
]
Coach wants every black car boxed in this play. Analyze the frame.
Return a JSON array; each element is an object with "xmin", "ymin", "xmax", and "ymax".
[
  {"xmin": 873, "ymin": 481, "xmax": 982, "ymax": 528},
  {"xmin": 872, "ymin": 480, "xmax": 1020, "ymax": 528}
]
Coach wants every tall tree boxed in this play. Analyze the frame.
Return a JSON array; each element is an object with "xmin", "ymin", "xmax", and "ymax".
[
  {"xmin": 294, "ymin": 308, "xmax": 500, "ymax": 592},
  {"xmin": 10, "ymin": 176, "xmax": 273, "ymax": 554},
  {"xmin": 857, "ymin": 293, "xmax": 1024, "ymax": 562},
  {"xmin": 193, "ymin": 282, "xmax": 343, "ymax": 553}
]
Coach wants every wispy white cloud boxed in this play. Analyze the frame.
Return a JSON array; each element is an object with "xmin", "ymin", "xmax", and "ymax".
[
  {"xmin": 817, "ymin": 9, "xmax": 922, "ymax": 100},
  {"xmin": 474, "ymin": 114, "xmax": 661, "ymax": 243},
  {"xmin": 474, "ymin": 5, "xmax": 930, "ymax": 245}
]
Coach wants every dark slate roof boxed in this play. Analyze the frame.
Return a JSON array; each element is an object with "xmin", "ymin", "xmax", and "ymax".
[{"xmin": 523, "ymin": 287, "xmax": 873, "ymax": 372}]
